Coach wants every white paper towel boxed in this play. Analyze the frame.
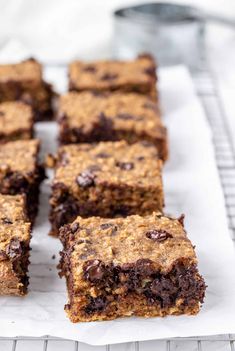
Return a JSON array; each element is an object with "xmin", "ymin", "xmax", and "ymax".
[{"xmin": 0, "ymin": 65, "xmax": 234, "ymax": 345}]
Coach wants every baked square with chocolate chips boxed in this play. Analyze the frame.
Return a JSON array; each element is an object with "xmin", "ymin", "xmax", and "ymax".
[
  {"xmin": 58, "ymin": 92, "xmax": 168, "ymax": 161},
  {"xmin": 0, "ymin": 194, "xmax": 31, "ymax": 295},
  {"xmin": 59, "ymin": 212, "xmax": 206, "ymax": 322},
  {"xmin": 68, "ymin": 54, "xmax": 158, "ymax": 100},
  {"xmin": 49, "ymin": 141, "xmax": 164, "ymax": 236},
  {"xmin": 0, "ymin": 139, "xmax": 45, "ymax": 222},
  {"xmin": 0, "ymin": 58, "xmax": 54, "ymax": 121}
]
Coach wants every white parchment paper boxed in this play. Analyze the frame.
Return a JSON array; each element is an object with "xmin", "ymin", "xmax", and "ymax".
[{"xmin": 0, "ymin": 65, "xmax": 235, "ymax": 345}]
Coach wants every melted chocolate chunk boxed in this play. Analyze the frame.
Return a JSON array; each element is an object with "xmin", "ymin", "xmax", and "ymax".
[
  {"xmin": 116, "ymin": 161, "xmax": 134, "ymax": 171},
  {"xmin": 84, "ymin": 259, "xmax": 106, "ymax": 282},
  {"xmin": 3, "ymin": 171, "xmax": 28, "ymax": 192},
  {"xmin": 83, "ymin": 65, "xmax": 97, "ymax": 73},
  {"xmin": 95, "ymin": 152, "xmax": 110, "ymax": 158},
  {"xmin": 146, "ymin": 229, "xmax": 173, "ymax": 242},
  {"xmin": 0, "ymin": 111, "xmax": 5, "ymax": 116},
  {"xmin": 100, "ymin": 223, "xmax": 114, "ymax": 230},
  {"xmin": 84, "ymin": 296, "xmax": 107, "ymax": 314},
  {"xmin": 76, "ymin": 169, "xmax": 96, "ymax": 188},
  {"xmin": 100, "ymin": 73, "xmax": 118, "ymax": 81},
  {"xmin": 6, "ymin": 238, "xmax": 23, "ymax": 260},
  {"xmin": 136, "ymin": 259, "xmax": 154, "ymax": 275},
  {"xmin": 1, "ymin": 217, "xmax": 13, "ymax": 224}
]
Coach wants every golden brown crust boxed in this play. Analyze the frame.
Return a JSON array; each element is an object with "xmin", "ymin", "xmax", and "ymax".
[
  {"xmin": 0, "ymin": 59, "xmax": 42, "ymax": 84},
  {"xmin": 64, "ymin": 213, "xmax": 196, "ymax": 276},
  {"xmin": 69, "ymin": 55, "xmax": 157, "ymax": 99},
  {"xmin": 55, "ymin": 141, "xmax": 162, "ymax": 190},
  {"xmin": 58, "ymin": 92, "xmax": 167, "ymax": 160},
  {"xmin": 0, "ymin": 101, "xmax": 33, "ymax": 142},
  {"xmin": 0, "ymin": 139, "xmax": 39, "ymax": 176},
  {"xmin": 49, "ymin": 141, "xmax": 164, "ymax": 235}
]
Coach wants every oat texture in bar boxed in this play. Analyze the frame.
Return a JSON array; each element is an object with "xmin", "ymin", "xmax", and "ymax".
[
  {"xmin": 59, "ymin": 212, "xmax": 206, "ymax": 322},
  {"xmin": 0, "ymin": 194, "xmax": 31, "ymax": 295},
  {"xmin": 58, "ymin": 92, "xmax": 168, "ymax": 161},
  {"xmin": 0, "ymin": 101, "xmax": 34, "ymax": 143},
  {"xmin": 0, "ymin": 139, "xmax": 45, "ymax": 222},
  {"xmin": 0, "ymin": 58, "xmax": 54, "ymax": 121},
  {"xmin": 68, "ymin": 54, "xmax": 158, "ymax": 100},
  {"xmin": 50, "ymin": 141, "xmax": 164, "ymax": 236}
]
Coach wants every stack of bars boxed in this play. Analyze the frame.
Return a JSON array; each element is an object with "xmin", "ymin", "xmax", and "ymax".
[
  {"xmin": 0, "ymin": 54, "xmax": 206, "ymax": 322},
  {"xmin": 0, "ymin": 59, "xmax": 50, "ymax": 295},
  {"xmin": 51, "ymin": 54, "xmax": 206, "ymax": 322}
]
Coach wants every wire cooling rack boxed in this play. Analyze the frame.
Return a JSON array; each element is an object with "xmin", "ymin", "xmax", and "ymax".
[{"xmin": 0, "ymin": 67, "xmax": 235, "ymax": 351}]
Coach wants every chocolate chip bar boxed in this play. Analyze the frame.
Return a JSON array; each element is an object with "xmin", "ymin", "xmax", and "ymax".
[
  {"xmin": 0, "ymin": 194, "xmax": 31, "ymax": 295},
  {"xmin": 49, "ymin": 141, "xmax": 164, "ymax": 236},
  {"xmin": 0, "ymin": 101, "xmax": 34, "ymax": 143},
  {"xmin": 68, "ymin": 54, "xmax": 157, "ymax": 100},
  {"xmin": 0, "ymin": 58, "xmax": 53, "ymax": 121},
  {"xmin": 58, "ymin": 92, "xmax": 168, "ymax": 161},
  {"xmin": 0, "ymin": 139, "xmax": 45, "ymax": 222},
  {"xmin": 59, "ymin": 212, "xmax": 206, "ymax": 322}
]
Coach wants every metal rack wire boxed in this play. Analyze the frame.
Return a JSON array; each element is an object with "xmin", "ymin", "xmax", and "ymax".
[{"xmin": 0, "ymin": 68, "xmax": 234, "ymax": 350}]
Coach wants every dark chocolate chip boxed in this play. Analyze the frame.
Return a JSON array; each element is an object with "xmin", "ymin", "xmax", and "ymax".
[
  {"xmin": 100, "ymin": 223, "xmax": 114, "ymax": 230},
  {"xmin": 95, "ymin": 152, "xmax": 110, "ymax": 159},
  {"xmin": 145, "ymin": 229, "xmax": 173, "ymax": 242},
  {"xmin": 0, "ymin": 250, "xmax": 7, "ymax": 261},
  {"xmin": 1, "ymin": 217, "xmax": 13, "ymax": 224},
  {"xmin": 84, "ymin": 296, "xmax": 107, "ymax": 314},
  {"xmin": 117, "ymin": 113, "xmax": 134, "ymax": 120},
  {"xmin": 116, "ymin": 161, "xmax": 134, "ymax": 170},
  {"xmin": 76, "ymin": 169, "xmax": 96, "ymax": 188},
  {"xmin": 144, "ymin": 66, "xmax": 156, "ymax": 76},
  {"xmin": 100, "ymin": 73, "xmax": 118, "ymax": 81},
  {"xmin": 4, "ymin": 172, "xmax": 28, "ymax": 191},
  {"xmin": 83, "ymin": 259, "xmax": 106, "ymax": 282},
  {"xmin": 155, "ymin": 213, "xmax": 163, "ymax": 219},
  {"xmin": 6, "ymin": 238, "xmax": 23, "ymax": 260},
  {"xmin": 51, "ymin": 254, "xmax": 56, "ymax": 260},
  {"xmin": 71, "ymin": 222, "xmax": 80, "ymax": 233},
  {"xmin": 83, "ymin": 65, "xmax": 97, "ymax": 73},
  {"xmin": 77, "ymin": 239, "xmax": 91, "ymax": 245},
  {"xmin": 0, "ymin": 111, "xmax": 5, "ymax": 116},
  {"xmin": 178, "ymin": 214, "xmax": 185, "ymax": 227},
  {"xmin": 136, "ymin": 156, "xmax": 145, "ymax": 161}
]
